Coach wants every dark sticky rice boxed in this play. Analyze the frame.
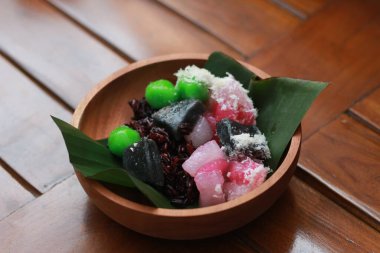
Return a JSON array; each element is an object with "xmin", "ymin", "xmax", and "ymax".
[{"xmin": 126, "ymin": 98, "xmax": 199, "ymax": 207}]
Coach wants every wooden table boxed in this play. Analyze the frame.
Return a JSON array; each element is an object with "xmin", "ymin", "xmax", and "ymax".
[{"xmin": 0, "ymin": 0, "xmax": 379, "ymax": 252}]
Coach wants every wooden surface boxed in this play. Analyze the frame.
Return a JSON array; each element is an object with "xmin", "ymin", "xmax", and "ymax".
[
  {"xmin": 239, "ymin": 177, "xmax": 380, "ymax": 252},
  {"xmin": 250, "ymin": 0, "xmax": 380, "ymax": 139},
  {"xmin": 0, "ymin": 164, "xmax": 34, "ymax": 220},
  {"xmin": 1, "ymin": 0, "xmax": 379, "ymax": 251},
  {"xmin": 280, "ymin": 0, "xmax": 327, "ymax": 16},
  {"xmin": 350, "ymin": 87, "xmax": 380, "ymax": 132},
  {"xmin": 1, "ymin": 176, "xmax": 378, "ymax": 252},
  {"xmin": 47, "ymin": 0, "xmax": 240, "ymax": 61},
  {"xmin": 0, "ymin": 55, "xmax": 72, "ymax": 192},
  {"xmin": 158, "ymin": 0, "xmax": 301, "ymax": 55},
  {"xmin": 0, "ymin": 0, "xmax": 127, "ymax": 108},
  {"xmin": 300, "ymin": 114, "xmax": 380, "ymax": 226}
]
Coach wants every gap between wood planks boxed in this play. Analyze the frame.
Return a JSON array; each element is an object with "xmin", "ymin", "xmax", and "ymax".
[
  {"xmin": 46, "ymin": 0, "xmax": 244, "ymax": 61},
  {"xmin": 153, "ymin": 0, "xmax": 246, "ymax": 59},
  {"xmin": 155, "ymin": 0, "xmax": 301, "ymax": 61},
  {"xmin": 156, "ymin": 0, "xmax": 332, "ymax": 60},
  {"xmin": 0, "ymin": 50, "xmax": 73, "ymax": 203},
  {"xmin": 0, "ymin": 49, "xmax": 74, "ymax": 113},
  {"xmin": 46, "ymin": 0, "xmax": 243, "ymax": 62},
  {"xmin": 347, "ymin": 83, "xmax": 380, "ymax": 133},
  {"xmin": 248, "ymin": 0, "xmax": 332, "ymax": 60},
  {"xmin": 294, "ymin": 83, "xmax": 380, "ymax": 144},
  {"xmin": 44, "ymin": 0, "xmax": 136, "ymax": 63},
  {"xmin": 348, "ymin": 110, "xmax": 380, "ymax": 134},
  {"xmin": 270, "ymin": 0, "xmax": 307, "ymax": 20},
  {"xmin": 0, "ymin": 158, "xmax": 75, "ymax": 222},
  {"xmin": 295, "ymin": 167, "xmax": 380, "ymax": 232},
  {"xmin": 0, "ymin": 158, "xmax": 41, "ymax": 197},
  {"xmin": 295, "ymin": 111, "xmax": 380, "ymax": 232}
]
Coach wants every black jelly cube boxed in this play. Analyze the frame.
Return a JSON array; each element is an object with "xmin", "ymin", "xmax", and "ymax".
[
  {"xmin": 122, "ymin": 137, "xmax": 164, "ymax": 188},
  {"xmin": 216, "ymin": 118, "xmax": 269, "ymax": 161},
  {"xmin": 152, "ymin": 99, "xmax": 205, "ymax": 140}
]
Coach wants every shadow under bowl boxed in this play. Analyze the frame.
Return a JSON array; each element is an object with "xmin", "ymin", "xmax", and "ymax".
[{"xmin": 72, "ymin": 54, "xmax": 302, "ymax": 240}]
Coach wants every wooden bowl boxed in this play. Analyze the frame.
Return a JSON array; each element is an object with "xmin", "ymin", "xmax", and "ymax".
[{"xmin": 72, "ymin": 54, "xmax": 302, "ymax": 240}]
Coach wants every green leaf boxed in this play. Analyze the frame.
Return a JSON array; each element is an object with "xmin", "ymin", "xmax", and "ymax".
[
  {"xmin": 130, "ymin": 176, "xmax": 174, "ymax": 209},
  {"xmin": 204, "ymin": 51, "xmax": 256, "ymax": 88},
  {"xmin": 52, "ymin": 117, "xmax": 128, "ymax": 179},
  {"xmin": 249, "ymin": 78, "xmax": 328, "ymax": 169},
  {"xmin": 97, "ymin": 138, "xmax": 108, "ymax": 146},
  {"xmin": 204, "ymin": 52, "xmax": 327, "ymax": 171},
  {"xmin": 80, "ymin": 166, "xmax": 135, "ymax": 187},
  {"xmin": 95, "ymin": 138, "xmax": 173, "ymax": 208},
  {"xmin": 52, "ymin": 116, "xmax": 174, "ymax": 208}
]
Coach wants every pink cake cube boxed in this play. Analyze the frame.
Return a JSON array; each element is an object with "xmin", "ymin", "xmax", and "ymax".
[
  {"xmin": 185, "ymin": 116, "xmax": 213, "ymax": 148},
  {"xmin": 182, "ymin": 140, "xmax": 225, "ymax": 177},
  {"xmin": 210, "ymin": 75, "xmax": 257, "ymax": 125},
  {"xmin": 194, "ymin": 159, "xmax": 229, "ymax": 207},
  {"xmin": 224, "ymin": 158, "xmax": 269, "ymax": 201}
]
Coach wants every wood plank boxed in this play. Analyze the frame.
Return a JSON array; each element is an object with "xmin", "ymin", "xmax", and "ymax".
[
  {"xmin": 48, "ymin": 0, "xmax": 242, "ymax": 60},
  {"xmin": 0, "ymin": 165, "xmax": 34, "ymax": 220},
  {"xmin": 280, "ymin": 0, "xmax": 328, "ymax": 16},
  {"xmin": 1, "ymin": 176, "xmax": 379, "ymax": 252},
  {"xmin": 239, "ymin": 176, "xmax": 380, "ymax": 252},
  {"xmin": 157, "ymin": 0, "xmax": 301, "ymax": 56},
  {"xmin": 0, "ymin": 176, "xmax": 258, "ymax": 253},
  {"xmin": 349, "ymin": 87, "xmax": 380, "ymax": 132},
  {"xmin": 0, "ymin": 55, "xmax": 73, "ymax": 192},
  {"xmin": 300, "ymin": 114, "xmax": 380, "ymax": 223},
  {"xmin": 0, "ymin": 0, "xmax": 126, "ymax": 108},
  {"xmin": 250, "ymin": 0, "xmax": 380, "ymax": 139}
]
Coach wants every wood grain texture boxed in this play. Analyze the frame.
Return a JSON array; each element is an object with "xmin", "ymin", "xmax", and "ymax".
[
  {"xmin": 300, "ymin": 114, "xmax": 380, "ymax": 223},
  {"xmin": 158, "ymin": 0, "xmax": 301, "ymax": 56},
  {"xmin": 0, "ymin": 165, "xmax": 34, "ymax": 220},
  {"xmin": 250, "ymin": 0, "xmax": 380, "ymax": 139},
  {"xmin": 0, "ymin": 176, "xmax": 257, "ymax": 253},
  {"xmin": 0, "ymin": 55, "xmax": 72, "ymax": 192},
  {"xmin": 1, "ymin": 175, "xmax": 379, "ymax": 252},
  {"xmin": 350, "ymin": 87, "xmax": 380, "ymax": 132},
  {"xmin": 280, "ymin": 0, "xmax": 328, "ymax": 16},
  {"xmin": 0, "ymin": 0, "xmax": 378, "ymax": 249},
  {"xmin": 0, "ymin": 0, "xmax": 126, "ymax": 108},
  {"xmin": 239, "ymin": 176, "xmax": 380, "ymax": 252},
  {"xmin": 47, "ymin": 0, "xmax": 241, "ymax": 61}
]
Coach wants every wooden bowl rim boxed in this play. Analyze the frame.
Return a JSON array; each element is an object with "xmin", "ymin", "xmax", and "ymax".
[{"xmin": 73, "ymin": 53, "xmax": 302, "ymax": 218}]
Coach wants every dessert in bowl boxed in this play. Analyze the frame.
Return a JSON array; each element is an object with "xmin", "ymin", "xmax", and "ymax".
[{"xmin": 69, "ymin": 53, "xmax": 303, "ymax": 239}]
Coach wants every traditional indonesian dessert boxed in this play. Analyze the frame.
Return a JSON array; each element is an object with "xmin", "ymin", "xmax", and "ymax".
[
  {"xmin": 107, "ymin": 66, "xmax": 271, "ymax": 207},
  {"xmin": 54, "ymin": 52, "xmax": 327, "ymax": 211}
]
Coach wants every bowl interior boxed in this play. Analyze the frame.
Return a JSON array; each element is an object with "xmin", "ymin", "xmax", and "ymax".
[
  {"xmin": 79, "ymin": 58, "xmax": 206, "ymax": 140},
  {"xmin": 74, "ymin": 55, "xmax": 301, "ymax": 215}
]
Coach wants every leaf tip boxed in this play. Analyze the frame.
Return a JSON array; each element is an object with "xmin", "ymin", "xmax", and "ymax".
[{"xmin": 51, "ymin": 115, "xmax": 63, "ymax": 125}]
